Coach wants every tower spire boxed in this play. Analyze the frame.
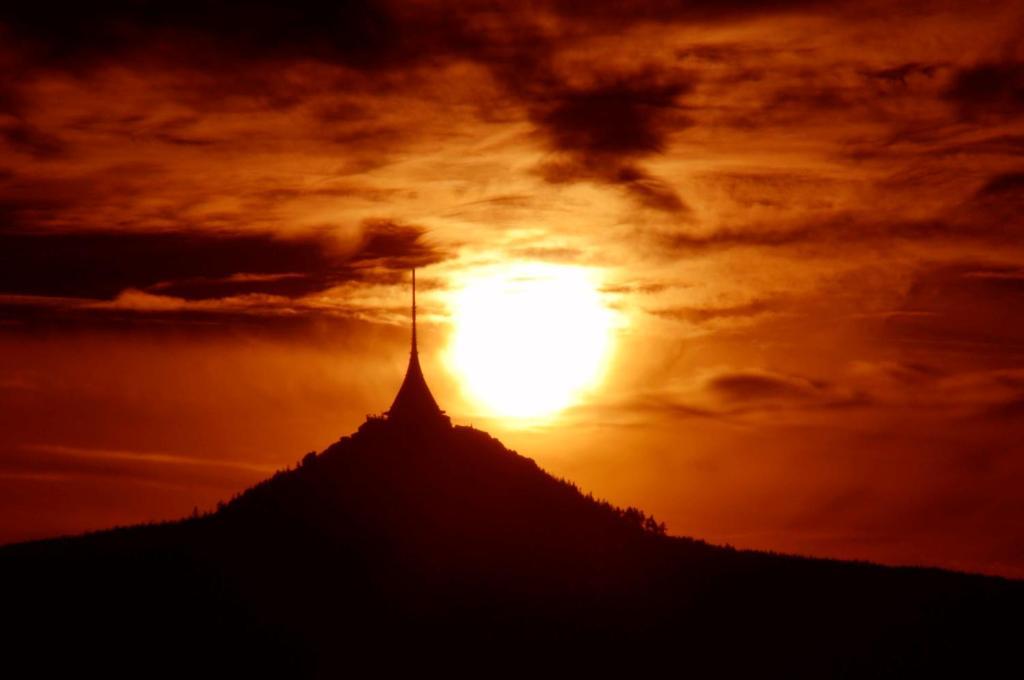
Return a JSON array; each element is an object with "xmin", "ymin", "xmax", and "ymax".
[
  {"xmin": 412, "ymin": 268, "xmax": 417, "ymax": 354},
  {"xmin": 385, "ymin": 268, "xmax": 449, "ymax": 428}
]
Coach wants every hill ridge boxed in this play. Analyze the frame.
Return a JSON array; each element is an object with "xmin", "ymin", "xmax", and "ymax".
[{"xmin": 3, "ymin": 419, "xmax": 1021, "ymax": 677}]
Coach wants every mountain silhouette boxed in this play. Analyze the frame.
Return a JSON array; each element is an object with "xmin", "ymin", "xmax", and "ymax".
[
  {"xmin": 3, "ymin": 417, "xmax": 1021, "ymax": 678},
  {"xmin": 3, "ymin": 273, "xmax": 1021, "ymax": 677}
]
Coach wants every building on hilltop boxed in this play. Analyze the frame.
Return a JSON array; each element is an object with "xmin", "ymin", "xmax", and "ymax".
[{"xmin": 385, "ymin": 269, "xmax": 451, "ymax": 429}]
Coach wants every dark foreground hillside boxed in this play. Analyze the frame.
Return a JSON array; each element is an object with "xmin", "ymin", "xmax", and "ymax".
[{"xmin": 4, "ymin": 420, "xmax": 1021, "ymax": 678}]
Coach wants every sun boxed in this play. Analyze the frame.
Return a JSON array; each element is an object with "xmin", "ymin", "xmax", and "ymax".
[{"xmin": 446, "ymin": 262, "xmax": 617, "ymax": 422}]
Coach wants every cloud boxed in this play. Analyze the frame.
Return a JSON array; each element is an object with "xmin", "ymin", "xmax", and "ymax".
[
  {"xmin": 0, "ymin": 442, "xmax": 274, "ymax": 490},
  {"xmin": 1, "ymin": 0, "xmax": 839, "ymax": 72},
  {"xmin": 566, "ymin": 368, "xmax": 869, "ymax": 428},
  {"xmin": 563, "ymin": 391, "xmax": 718, "ymax": 428},
  {"xmin": 881, "ymin": 262, "xmax": 1024, "ymax": 354},
  {"xmin": 863, "ymin": 62, "xmax": 942, "ymax": 86},
  {"xmin": 0, "ymin": 122, "xmax": 67, "ymax": 158},
  {"xmin": 976, "ymin": 171, "xmax": 1024, "ymax": 197},
  {"xmin": 944, "ymin": 61, "xmax": 1024, "ymax": 120},
  {"xmin": 538, "ymin": 159, "xmax": 689, "ymax": 212},
  {"xmin": 0, "ymin": 228, "xmax": 332, "ymax": 300},
  {"xmin": 708, "ymin": 370, "xmax": 824, "ymax": 402},
  {"xmin": 534, "ymin": 75, "xmax": 692, "ymax": 156},
  {"xmin": 652, "ymin": 199, "xmax": 1024, "ymax": 255},
  {"xmin": 848, "ymin": 360, "xmax": 947, "ymax": 387},
  {"xmin": 348, "ymin": 219, "xmax": 446, "ymax": 271},
  {"xmin": 529, "ymin": 72, "xmax": 693, "ymax": 212},
  {"xmin": 0, "ymin": 220, "xmax": 448, "ymax": 324},
  {"xmin": 2, "ymin": 1, "xmax": 402, "ymax": 70},
  {"xmin": 983, "ymin": 395, "xmax": 1024, "ymax": 420},
  {"xmin": 7, "ymin": 2, "xmax": 716, "ymax": 215},
  {"xmin": 654, "ymin": 222, "xmax": 818, "ymax": 252},
  {"xmin": 650, "ymin": 298, "xmax": 779, "ymax": 324},
  {"xmin": 705, "ymin": 369, "xmax": 869, "ymax": 410},
  {"xmin": 548, "ymin": 0, "xmax": 834, "ymax": 24}
]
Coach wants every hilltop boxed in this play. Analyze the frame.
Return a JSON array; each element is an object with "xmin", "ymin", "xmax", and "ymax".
[{"xmin": 3, "ymin": 419, "xmax": 1020, "ymax": 677}]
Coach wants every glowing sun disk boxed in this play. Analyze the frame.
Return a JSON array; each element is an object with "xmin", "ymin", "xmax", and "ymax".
[{"xmin": 447, "ymin": 263, "xmax": 616, "ymax": 421}]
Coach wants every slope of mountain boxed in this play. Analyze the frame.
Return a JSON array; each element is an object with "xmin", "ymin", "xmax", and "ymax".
[{"xmin": 4, "ymin": 418, "xmax": 1021, "ymax": 677}]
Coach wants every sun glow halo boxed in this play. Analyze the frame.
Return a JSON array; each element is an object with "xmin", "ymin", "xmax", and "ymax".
[{"xmin": 447, "ymin": 263, "xmax": 617, "ymax": 421}]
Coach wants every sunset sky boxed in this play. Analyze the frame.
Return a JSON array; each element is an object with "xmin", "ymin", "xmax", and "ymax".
[{"xmin": 2, "ymin": 1, "xmax": 1023, "ymax": 577}]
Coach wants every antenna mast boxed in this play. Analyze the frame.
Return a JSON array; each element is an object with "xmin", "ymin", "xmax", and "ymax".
[{"xmin": 411, "ymin": 268, "xmax": 417, "ymax": 354}]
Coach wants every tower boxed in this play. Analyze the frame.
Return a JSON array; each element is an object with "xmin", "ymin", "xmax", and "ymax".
[{"xmin": 386, "ymin": 269, "xmax": 450, "ymax": 428}]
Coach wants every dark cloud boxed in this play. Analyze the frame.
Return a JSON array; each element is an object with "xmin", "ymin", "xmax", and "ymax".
[
  {"xmin": 0, "ymin": 220, "xmax": 446, "ymax": 303},
  {"xmin": 0, "ymin": 297, "xmax": 370, "ymax": 335},
  {"xmin": 600, "ymin": 282, "xmax": 669, "ymax": 295},
  {"xmin": 976, "ymin": 171, "xmax": 1024, "ymax": 197},
  {"xmin": 1, "ymin": 0, "xmax": 839, "ymax": 70},
  {"xmin": 709, "ymin": 371, "xmax": 826, "ymax": 402},
  {"xmin": 944, "ymin": 61, "xmax": 1024, "ymax": 119},
  {"xmin": 538, "ymin": 159, "xmax": 689, "ymax": 212},
  {"xmin": 565, "ymin": 391, "xmax": 719, "ymax": 427},
  {"xmin": 549, "ymin": 0, "xmax": 833, "ymax": 24},
  {"xmin": 0, "ymin": 443, "xmax": 269, "ymax": 490},
  {"xmin": 505, "ymin": 246, "xmax": 586, "ymax": 263},
  {"xmin": 0, "ymin": 122, "xmax": 67, "ymax": 158},
  {"xmin": 706, "ymin": 370, "xmax": 868, "ymax": 410},
  {"xmin": 573, "ymin": 365, "xmax": 873, "ymax": 425},
  {"xmin": 656, "ymin": 222, "xmax": 817, "ymax": 252},
  {"xmin": 1, "ymin": 1, "xmax": 401, "ymax": 70},
  {"xmin": 535, "ymin": 76, "xmax": 692, "ymax": 156},
  {"xmin": 764, "ymin": 85, "xmax": 851, "ymax": 115},
  {"xmin": 1, "ymin": 2, "xmax": 701, "ymax": 216},
  {"xmin": 651, "ymin": 298, "xmax": 777, "ymax": 323},
  {"xmin": 958, "ymin": 169, "xmax": 1024, "ymax": 231},
  {"xmin": 0, "ymin": 0, "xmax": 851, "ymax": 218},
  {"xmin": 655, "ymin": 201, "xmax": 1024, "ymax": 255},
  {"xmin": 932, "ymin": 134, "xmax": 1024, "ymax": 158},
  {"xmin": 852, "ymin": 360, "xmax": 947, "ymax": 386},
  {"xmin": 347, "ymin": 219, "xmax": 446, "ymax": 271},
  {"xmin": 0, "ymin": 229, "xmax": 332, "ymax": 300},
  {"xmin": 882, "ymin": 262, "xmax": 1024, "ymax": 355},
  {"xmin": 983, "ymin": 395, "xmax": 1024, "ymax": 421},
  {"xmin": 529, "ymin": 73, "xmax": 693, "ymax": 211},
  {"xmin": 863, "ymin": 62, "xmax": 942, "ymax": 86},
  {"xmin": 150, "ymin": 132, "xmax": 220, "ymax": 148}
]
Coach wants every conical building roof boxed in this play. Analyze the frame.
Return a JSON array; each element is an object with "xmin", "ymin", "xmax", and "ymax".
[{"xmin": 387, "ymin": 270, "xmax": 449, "ymax": 427}]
